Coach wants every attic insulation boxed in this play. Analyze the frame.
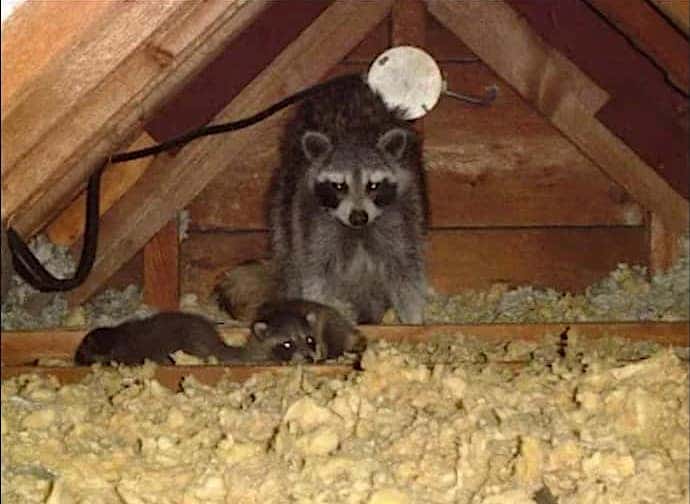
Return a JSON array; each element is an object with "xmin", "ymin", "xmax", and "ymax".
[
  {"xmin": 424, "ymin": 237, "xmax": 689, "ymax": 324},
  {"xmin": 2, "ymin": 335, "xmax": 688, "ymax": 503},
  {"xmin": 2, "ymin": 236, "xmax": 687, "ymax": 330},
  {"xmin": 0, "ymin": 234, "xmax": 154, "ymax": 331}
]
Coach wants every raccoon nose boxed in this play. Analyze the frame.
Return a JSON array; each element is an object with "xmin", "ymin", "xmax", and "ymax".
[{"xmin": 349, "ymin": 209, "xmax": 369, "ymax": 227}]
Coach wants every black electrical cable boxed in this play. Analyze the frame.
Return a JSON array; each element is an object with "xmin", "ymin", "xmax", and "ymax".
[
  {"xmin": 111, "ymin": 72, "xmax": 364, "ymax": 163},
  {"xmin": 6, "ymin": 73, "xmax": 364, "ymax": 292},
  {"xmin": 7, "ymin": 163, "xmax": 104, "ymax": 291}
]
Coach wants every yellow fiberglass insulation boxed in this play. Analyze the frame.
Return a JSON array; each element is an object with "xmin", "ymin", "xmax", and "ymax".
[{"xmin": 2, "ymin": 335, "xmax": 688, "ymax": 503}]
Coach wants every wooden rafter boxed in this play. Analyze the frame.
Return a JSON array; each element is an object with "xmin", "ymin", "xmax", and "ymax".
[
  {"xmin": 66, "ymin": 0, "xmax": 396, "ymax": 305},
  {"xmin": 1, "ymin": 0, "xmax": 117, "ymax": 111},
  {"xmin": 143, "ymin": 219, "xmax": 180, "ymax": 311},
  {"xmin": 649, "ymin": 0, "xmax": 690, "ymax": 35},
  {"xmin": 586, "ymin": 0, "xmax": 689, "ymax": 94},
  {"xmin": 2, "ymin": 322, "xmax": 688, "ymax": 387},
  {"xmin": 3, "ymin": 0, "xmax": 272, "ymax": 234},
  {"xmin": 427, "ymin": 0, "xmax": 689, "ymax": 235},
  {"xmin": 391, "ymin": 0, "xmax": 426, "ymax": 48},
  {"xmin": 45, "ymin": 133, "xmax": 157, "ymax": 246},
  {"xmin": 391, "ymin": 0, "xmax": 427, "ymax": 135},
  {"xmin": 3, "ymin": 321, "xmax": 688, "ymax": 365},
  {"xmin": 649, "ymin": 212, "xmax": 682, "ymax": 273}
]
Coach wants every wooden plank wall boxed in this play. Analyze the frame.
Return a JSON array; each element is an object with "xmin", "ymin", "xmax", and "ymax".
[
  {"xmin": 178, "ymin": 12, "xmax": 648, "ymax": 303},
  {"xmin": 27, "ymin": 1, "xmax": 669, "ymax": 305}
]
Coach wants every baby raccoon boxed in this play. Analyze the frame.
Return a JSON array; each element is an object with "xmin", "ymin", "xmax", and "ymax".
[
  {"xmin": 74, "ymin": 312, "xmax": 236, "ymax": 366},
  {"xmin": 251, "ymin": 299, "xmax": 366, "ymax": 362},
  {"xmin": 74, "ymin": 304, "xmax": 365, "ymax": 366}
]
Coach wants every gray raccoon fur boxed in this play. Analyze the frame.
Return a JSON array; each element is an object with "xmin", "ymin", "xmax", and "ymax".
[
  {"xmin": 253, "ymin": 299, "xmax": 365, "ymax": 361},
  {"xmin": 269, "ymin": 75, "xmax": 428, "ymax": 324}
]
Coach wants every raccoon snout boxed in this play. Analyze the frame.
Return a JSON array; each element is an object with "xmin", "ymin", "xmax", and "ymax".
[{"xmin": 348, "ymin": 209, "xmax": 369, "ymax": 227}]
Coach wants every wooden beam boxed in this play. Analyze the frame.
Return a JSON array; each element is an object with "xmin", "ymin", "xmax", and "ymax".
[
  {"xmin": 586, "ymin": 0, "xmax": 689, "ymax": 93},
  {"xmin": 427, "ymin": 0, "xmax": 609, "ymax": 117},
  {"xmin": 0, "ymin": 365, "xmax": 352, "ymax": 389},
  {"xmin": 649, "ymin": 211, "xmax": 682, "ymax": 273},
  {"xmin": 507, "ymin": 0, "xmax": 688, "ymax": 200},
  {"xmin": 188, "ymin": 62, "xmax": 643, "ymax": 231},
  {"xmin": 1, "ymin": 0, "xmax": 117, "ymax": 112},
  {"xmin": 143, "ymin": 219, "xmax": 180, "ymax": 311},
  {"xmin": 550, "ymin": 93, "xmax": 689, "ymax": 235},
  {"xmin": 66, "ymin": 0, "xmax": 396, "ymax": 305},
  {"xmin": 2, "ymin": 0, "xmax": 192, "ymax": 215},
  {"xmin": 391, "ymin": 0, "xmax": 427, "ymax": 135},
  {"xmin": 427, "ymin": 226, "xmax": 648, "ymax": 294},
  {"xmin": 391, "ymin": 0, "xmax": 426, "ymax": 47},
  {"xmin": 2, "ymin": 322, "xmax": 687, "ymax": 366},
  {"xmin": 178, "ymin": 227, "xmax": 648, "ymax": 302},
  {"xmin": 427, "ymin": 0, "xmax": 689, "ymax": 235},
  {"xmin": 45, "ymin": 133, "xmax": 156, "ymax": 246},
  {"xmin": 649, "ymin": 0, "xmax": 690, "ymax": 35},
  {"xmin": 3, "ymin": 0, "xmax": 271, "ymax": 235}
]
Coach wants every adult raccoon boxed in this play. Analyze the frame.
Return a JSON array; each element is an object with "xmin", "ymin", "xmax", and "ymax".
[{"xmin": 269, "ymin": 75, "xmax": 428, "ymax": 324}]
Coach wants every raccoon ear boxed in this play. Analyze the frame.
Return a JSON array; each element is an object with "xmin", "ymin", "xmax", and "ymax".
[
  {"xmin": 378, "ymin": 128, "xmax": 408, "ymax": 160},
  {"xmin": 305, "ymin": 312, "xmax": 318, "ymax": 326},
  {"xmin": 251, "ymin": 321, "xmax": 269, "ymax": 340},
  {"xmin": 301, "ymin": 131, "xmax": 332, "ymax": 162}
]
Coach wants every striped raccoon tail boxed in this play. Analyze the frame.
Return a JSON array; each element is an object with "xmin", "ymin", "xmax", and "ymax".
[{"xmin": 213, "ymin": 259, "xmax": 278, "ymax": 322}]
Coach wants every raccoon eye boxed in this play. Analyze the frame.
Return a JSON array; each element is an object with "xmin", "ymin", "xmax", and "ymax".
[
  {"xmin": 331, "ymin": 182, "xmax": 347, "ymax": 192},
  {"xmin": 281, "ymin": 341, "xmax": 294, "ymax": 350},
  {"xmin": 306, "ymin": 336, "xmax": 316, "ymax": 350},
  {"xmin": 367, "ymin": 182, "xmax": 379, "ymax": 192}
]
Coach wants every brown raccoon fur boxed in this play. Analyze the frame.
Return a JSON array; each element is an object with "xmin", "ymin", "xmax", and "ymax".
[
  {"xmin": 74, "ymin": 303, "xmax": 365, "ymax": 366},
  {"xmin": 253, "ymin": 299, "xmax": 366, "ymax": 361},
  {"xmin": 74, "ymin": 312, "xmax": 234, "ymax": 366},
  {"xmin": 214, "ymin": 259, "xmax": 278, "ymax": 322}
]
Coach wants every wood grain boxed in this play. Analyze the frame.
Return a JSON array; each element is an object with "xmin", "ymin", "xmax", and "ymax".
[
  {"xmin": 2, "ymin": 0, "xmax": 191, "ymax": 202},
  {"xmin": 391, "ymin": 0, "xmax": 427, "ymax": 48},
  {"xmin": 143, "ymin": 219, "xmax": 180, "ymax": 311},
  {"xmin": 3, "ymin": 0, "xmax": 271, "ymax": 234},
  {"xmin": 550, "ymin": 93, "xmax": 689, "ymax": 235},
  {"xmin": 0, "ymin": 365, "xmax": 352, "ymax": 389},
  {"xmin": 427, "ymin": 0, "xmax": 610, "ymax": 116},
  {"xmin": 586, "ymin": 0, "xmax": 689, "ymax": 93},
  {"xmin": 428, "ymin": 0, "xmax": 688, "ymax": 235},
  {"xmin": 179, "ymin": 226, "xmax": 648, "ymax": 301},
  {"xmin": 343, "ymin": 19, "xmax": 389, "ymax": 63},
  {"xmin": 649, "ymin": 212, "xmax": 682, "ymax": 273},
  {"xmin": 3, "ymin": 322, "xmax": 686, "ymax": 366},
  {"xmin": 391, "ymin": 0, "xmax": 427, "ymax": 135},
  {"xmin": 427, "ymin": 226, "xmax": 648, "ymax": 293},
  {"xmin": 1, "ymin": 0, "xmax": 118, "ymax": 113},
  {"xmin": 45, "ymin": 133, "xmax": 157, "ymax": 246},
  {"xmin": 649, "ymin": 0, "xmax": 690, "ymax": 34},
  {"xmin": 506, "ymin": 0, "xmax": 688, "ymax": 200},
  {"xmin": 65, "ymin": 0, "xmax": 396, "ymax": 305},
  {"xmin": 181, "ymin": 231, "xmax": 269, "ymax": 303},
  {"xmin": 187, "ymin": 60, "xmax": 642, "ymax": 231}
]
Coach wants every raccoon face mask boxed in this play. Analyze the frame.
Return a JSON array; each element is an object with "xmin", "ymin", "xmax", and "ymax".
[{"xmin": 305, "ymin": 128, "xmax": 412, "ymax": 229}]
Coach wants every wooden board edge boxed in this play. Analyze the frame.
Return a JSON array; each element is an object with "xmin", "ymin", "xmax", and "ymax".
[
  {"xmin": 0, "ymin": 364, "xmax": 353, "ymax": 389},
  {"xmin": 2, "ymin": 322, "xmax": 687, "ymax": 365}
]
